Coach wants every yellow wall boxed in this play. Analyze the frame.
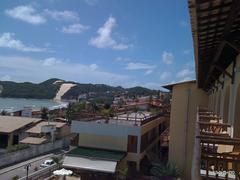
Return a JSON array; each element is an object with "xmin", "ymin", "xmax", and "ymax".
[
  {"xmin": 78, "ymin": 133, "xmax": 128, "ymax": 151},
  {"xmin": 168, "ymin": 81, "xmax": 208, "ymax": 179}
]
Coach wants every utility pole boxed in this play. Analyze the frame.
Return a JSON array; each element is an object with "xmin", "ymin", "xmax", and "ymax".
[{"xmin": 24, "ymin": 163, "xmax": 31, "ymax": 180}]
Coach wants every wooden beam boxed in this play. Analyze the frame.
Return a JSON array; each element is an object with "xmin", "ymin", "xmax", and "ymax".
[
  {"xmin": 198, "ymin": 2, "xmax": 232, "ymax": 13},
  {"xmin": 204, "ymin": 0, "xmax": 240, "ymax": 88},
  {"xmin": 225, "ymin": 40, "xmax": 240, "ymax": 53},
  {"xmin": 212, "ymin": 64, "xmax": 233, "ymax": 79},
  {"xmin": 232, "ymin": 58, "xmax": 236, "ymax": 84}
]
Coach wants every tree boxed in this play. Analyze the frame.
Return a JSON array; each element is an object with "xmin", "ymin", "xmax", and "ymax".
[
  {"xmin": 41, "ymin": 107, "xmax": 49, "ymax": 120},
  {"xmin": 66, "ymin": 103, "xmax": 74, "ymax": 124},
  {"xmin": 0, "ymin": 110, "xmax": 7, "ymax": 116},
  {"xmin": 51, "ymin": 156, "xmax": 62, "ymax": 169}
]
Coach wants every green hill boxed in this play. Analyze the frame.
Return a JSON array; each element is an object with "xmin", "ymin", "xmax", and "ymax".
[
  {"xmin": 0, "ymin": 78, "xmax": 61, "ymax": 99},
  {"xmin": 0, "ymin": 78, "xmax": 159, "ymax": 100}
]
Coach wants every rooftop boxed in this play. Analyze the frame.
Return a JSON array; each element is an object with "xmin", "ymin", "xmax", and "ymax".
[
  {"xmin": 0, "ymin": 116, "xmax": 41, "ymax": 133},
  {"xmin": 162, "ymin": 80, "xmax": 196, "ymax": 91},
  {"xmin": 20, "ymin": 137, "xmax": 48, "ymax": 145},
  {"xmin": 67, "ymin": 147, "xmax": 126, "ymax": 162},
  {"xmin": 73, "ymin": 111, "xmax": 162, "ymax": 126},
  {"xmin": 26, "ymin": 121, "xmax": 67, "ymax": 134}
]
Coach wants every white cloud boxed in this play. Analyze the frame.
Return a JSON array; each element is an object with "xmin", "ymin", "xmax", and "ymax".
[
  {"xmin": 44, "ymin": 9, "xmax": 79, "ymax": 22},
  {"xmin": 5, "ymin": 5, "xmax": 46, "ymax": 25},
  {"xmin": 89, "ymin": 16, "xmax": 129, "ymax": 50},
  {"xmin": 177, "ymin": 68, "xmax": 194, "ymax": 78},
  {"xmin": 115, "ymin": 57, "xmax": 130, "ymax": 62},
  {"xmin": 0, "ymin": 33, "xmax": 47, "ymax": 52},
  {"xmin": 143, "ymin": 82, "xmax": 160, "ymax": 90},
  {"xmin": 0, "ymin": 56, "xmax": 130, "ymax": 85},
  {"xmin": 179, "ymin": 77, "xmax": 193, "ymax": 82},
  {"xmin": 89, "ymin": 64, "xmax": 98, "ymax": 71},
  {"xmin": 85, "ymin": 0, "xmax": 98, "ymax": 6},
  {"xmin": 160, "ymin": 71, "xmax": 172, "ymax": 80},
  {"xmin": 179, "ymin": 20, "xmax": 188, "ymax": 27},
  {"xmin": 145, "ymin": 70, "xmax": 153, "ymax": 75},
  {"xmin": 125, "ymin": 62, "xmax": 156, "ymax": 70},
  {"xmin": 183, "ymin": 49, "xmax": 191, "ymax": 55},
  {"xmin": 1, "ymin": 75, "xmax": 11, "ymax": 81},
  {"xmin": 162, "ymin": 51, "xmax": 174, "ymax": 65},
  {"xmin": 62, "ymin": 23, "xmax": 89, "ymax": 34},
  {"xmin": 43, "ymin": 57, "xmax": 61, "ymax": 66}
]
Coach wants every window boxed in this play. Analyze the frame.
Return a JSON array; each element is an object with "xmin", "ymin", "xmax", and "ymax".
[{"xmin": 127, "ymin": 135, "xmax": 138, "ymax": 153}]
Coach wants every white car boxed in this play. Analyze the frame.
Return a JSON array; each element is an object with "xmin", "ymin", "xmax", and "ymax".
[{"xmin": 40, "ymin": 159, "xmax": 55, "ymax": 168}]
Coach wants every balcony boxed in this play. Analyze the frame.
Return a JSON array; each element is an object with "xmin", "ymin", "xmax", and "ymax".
[{"xmin": 192, "ymin": 108, "xmax": 240, "ymax": 179}]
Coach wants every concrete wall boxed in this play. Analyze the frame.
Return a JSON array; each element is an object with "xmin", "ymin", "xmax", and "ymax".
[
  {"xmin": 0, "ymin": 139, "xmax": 68, "ymax": 168},
  {"xmin": 168, "ymin": 82, "xmax": 208, "ymax": 179},
  {"xmin": 78, "ymin": 133, "xmax": 128, "ymax": 151},
  {"xmin": 71, "ymin": 120, "xmax": 140, "ymax": 137}
]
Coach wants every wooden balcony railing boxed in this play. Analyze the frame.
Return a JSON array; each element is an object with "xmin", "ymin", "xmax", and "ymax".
[{"xmin": 192, "ymin": 107, "xmax": 240, "ymax": 179}]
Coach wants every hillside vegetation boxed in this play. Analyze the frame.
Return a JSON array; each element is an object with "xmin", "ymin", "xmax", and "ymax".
[
  {"xmin": 0, "ymin": 78, "xmax": 159, "ymax": 100},
  {"xmin": 0, "ymin": 78, "xmax": 61, "ymax": 99}
]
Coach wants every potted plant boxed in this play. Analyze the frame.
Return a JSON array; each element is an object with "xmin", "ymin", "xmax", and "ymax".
[
  {"xmin": 117, "ymin": 166, "xmax": 128, "ymax": 180},
  {"xmin": 150, "ymin": 163, "xmax": 180, "ymax": 180}
]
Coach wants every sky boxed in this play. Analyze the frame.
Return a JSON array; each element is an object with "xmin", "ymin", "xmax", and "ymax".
[{"xmin": 0, "ymin": 0, "xmax": 195, "ymax": 90}]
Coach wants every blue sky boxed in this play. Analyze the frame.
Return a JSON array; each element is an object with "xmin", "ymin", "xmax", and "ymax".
[{"xmin": 0, "ymin": 0, "xmax": 195, "ymax": 89}]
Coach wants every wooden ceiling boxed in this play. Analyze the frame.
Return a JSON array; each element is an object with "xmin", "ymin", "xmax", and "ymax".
[{"xmin": 188, "ymin": 0, "xmax": 240, "ymax": 91}]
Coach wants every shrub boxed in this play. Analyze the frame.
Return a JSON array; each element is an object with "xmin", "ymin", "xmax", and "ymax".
[
  {"xmin": 150, "ymin": 163, "xmax": 180, "ymax": 178},
  {"xmin": 7, "ymin": 144, "xmax": 29, "ymax": 153},
  {"xmin": 11, "ymin": 175, "xmax": 19, "ymax": 180}
]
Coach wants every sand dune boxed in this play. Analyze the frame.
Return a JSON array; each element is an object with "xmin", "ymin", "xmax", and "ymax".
[{"xmin": 54, "ymin": 83, "xmax": 76, "ymax": 101}]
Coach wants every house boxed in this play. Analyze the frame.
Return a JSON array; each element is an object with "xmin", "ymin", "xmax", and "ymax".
[
  {"xmin": 0, "ymin": 116, "xmax": 41, "ymax": 148},
  {"xmin": 63, "ymin": 109, "xmax": 169, "ymax": 177},
  {"xmin": 20, "ymin": 121, "xmax": 70, "ymax": 145},
  {"xmin": 162, "ymin": 0, "xmax": 240, "ymax": 179}
]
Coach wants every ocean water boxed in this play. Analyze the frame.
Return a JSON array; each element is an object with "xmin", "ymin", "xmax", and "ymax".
[{"xmin": 0, "ymin": 98, "xmax": 68, "ymax": 112}]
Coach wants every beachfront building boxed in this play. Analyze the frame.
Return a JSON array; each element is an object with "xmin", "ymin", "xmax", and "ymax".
[
  {"xmin": 63, "ymin": 110, "xmax": 169, "ymax": 178},
  {"xmin": 163, "ymin": 0, "xmax": 240, "ymax": 179}
]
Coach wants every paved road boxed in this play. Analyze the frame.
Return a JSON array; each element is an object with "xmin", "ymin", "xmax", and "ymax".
[{"xmin": 0, "ymin": 153, "xmax": 57, "ymax": 180}]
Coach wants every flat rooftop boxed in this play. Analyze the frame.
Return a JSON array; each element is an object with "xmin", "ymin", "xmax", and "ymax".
[
  {"xmin": 0, "ymin": 116, "xmax": 41, "ymax": 133},
  {"xmin": 20, "ymin": 137, "xmax": 47, "ymax": 145},
  {"xmin": 75, "ymin": 111, "xmax": 160, "ymax": 126},
  {"xmin": 26, "ymin": 121, "xmax": 67, "ymax": 134},
  {"xmin": 67, "ymin": 147, "xmax": 126, "ymax": 162}
]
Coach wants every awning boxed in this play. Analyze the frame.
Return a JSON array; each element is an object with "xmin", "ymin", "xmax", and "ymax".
[{"xmin": 63, "ymin": 156, "xmax": 117, "ymax": 173}]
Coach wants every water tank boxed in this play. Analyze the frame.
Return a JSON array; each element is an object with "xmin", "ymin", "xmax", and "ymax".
[{"xmin": 41, "ymin": 124, "xmax": 56, "ymax": 133}]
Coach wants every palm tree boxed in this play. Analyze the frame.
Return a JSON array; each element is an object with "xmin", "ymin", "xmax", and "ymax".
[
  {"xmin": 41, "ymin": 107, "xmax": 49, "ymax": 120},
  {"xmin": 0, "ymin": 110, "xmax": 7, "ymax": 116},
  {"xmin": 66, "ymin": 103, "xmax": 74, "ymax": 124}
]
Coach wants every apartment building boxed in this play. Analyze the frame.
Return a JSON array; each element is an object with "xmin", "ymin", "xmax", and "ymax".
[
  {"xmin": 163, "ymin": 0, "xmax": 240, "ymax": 179},
  {"xmin": 63, "ymin": 110, "xmax": 168, "ymax": 177}
]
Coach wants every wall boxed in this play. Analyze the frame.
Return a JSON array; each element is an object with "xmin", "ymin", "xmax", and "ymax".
[
  {"xmin": 168, "ymin": 82, "xmax": 208, "ymax": 179},
  {"xmin": 78, "ymin": 133, "xmax": 128, "ymax": 151},
  {"xmin": 0, "ymin": 139, "xmax": 68, "ymax": 168},
  {"xmin": 71, "ymin": 120, "xmax": 140, "ymax": 137}
]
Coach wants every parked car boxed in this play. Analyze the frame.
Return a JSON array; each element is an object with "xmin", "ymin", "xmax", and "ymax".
[{"xmin": 40, "ymin": 159, "xmax": 55, "ymax": 168}]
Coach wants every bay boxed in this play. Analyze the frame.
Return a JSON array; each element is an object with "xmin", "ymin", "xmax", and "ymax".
[{"xmin": 0, "ymin": 98, "xmax": 68, "ymax": 112}]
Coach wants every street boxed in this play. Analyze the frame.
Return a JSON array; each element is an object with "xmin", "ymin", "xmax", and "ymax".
[{"xmin": 0, "ymin": 153, "xmax": 58, "ymax": 180}]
